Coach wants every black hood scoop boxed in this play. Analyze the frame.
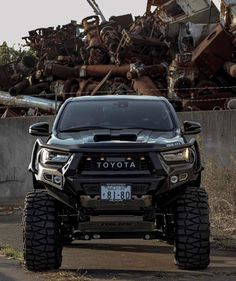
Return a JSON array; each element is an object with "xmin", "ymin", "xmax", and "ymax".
[{"xmin": 94, "ymin": 133, "xmax": 137, "ymax": 142}]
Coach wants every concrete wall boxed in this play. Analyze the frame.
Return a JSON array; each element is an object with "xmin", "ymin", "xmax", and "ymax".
[
  {"xmin": 178, "ymin": 111, "xmax": 236, "ymax": 165},
  {"xmin": 0, "ymin": 111, "xmax": 236, "ymax": 205},
  {"xmin": 0, "ymin": 116, "xmax": 54, "ymax": 205}
]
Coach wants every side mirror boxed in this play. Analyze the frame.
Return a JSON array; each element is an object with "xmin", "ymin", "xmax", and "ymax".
[
  {"xmin": 29, "ymin": 122, "xmax": 50, "ymax": 137},
  {"xmin": 183, "ymin": 121, "xmax": 201, "ymax": 135}
]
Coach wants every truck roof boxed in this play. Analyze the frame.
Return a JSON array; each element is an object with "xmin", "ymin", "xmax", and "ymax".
[{"xmin": 67, "ymin": 95, "xmax": 169, "ymax": 102}]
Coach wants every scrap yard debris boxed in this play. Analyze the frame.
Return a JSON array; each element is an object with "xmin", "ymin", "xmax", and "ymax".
[{"xmin": 1, "ymin": 0, "xmax": 236, "ymax": 117}]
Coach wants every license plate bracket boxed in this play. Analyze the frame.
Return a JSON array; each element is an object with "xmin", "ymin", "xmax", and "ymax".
[{"xmin": 101, "ymin": 184, "xmax": 132, "ymax": 201}]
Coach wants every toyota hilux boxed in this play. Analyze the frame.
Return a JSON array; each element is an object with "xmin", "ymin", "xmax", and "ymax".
[{"xmin": 23, "ymin": 95, "xmax": 210, "ymax": 271}]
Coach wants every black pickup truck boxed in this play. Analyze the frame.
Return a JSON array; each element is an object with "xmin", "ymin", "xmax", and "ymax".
[{"xmin": 23, "ymin": 95, "xmax": 210, "ymax": 271}]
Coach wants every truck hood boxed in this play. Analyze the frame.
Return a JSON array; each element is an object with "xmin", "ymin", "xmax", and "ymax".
[{"xmin": 47, "ymin": 129, "xmax": 185, "ymax": 148}]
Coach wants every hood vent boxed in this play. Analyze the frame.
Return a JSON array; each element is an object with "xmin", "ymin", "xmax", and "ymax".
[{"xmin": 94, "ymin": 134, "xmax": 137, "ymax": 142}]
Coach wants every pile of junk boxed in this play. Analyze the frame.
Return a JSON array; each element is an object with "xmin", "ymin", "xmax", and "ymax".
[{"xmin": 1, "ymin": 0, "xmax": 236, "ymax": 117}]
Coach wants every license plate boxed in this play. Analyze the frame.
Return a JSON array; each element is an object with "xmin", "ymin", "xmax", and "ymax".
[{"xmin": 101, "ymin": 184, "xmax": 132, "ymax": 201}]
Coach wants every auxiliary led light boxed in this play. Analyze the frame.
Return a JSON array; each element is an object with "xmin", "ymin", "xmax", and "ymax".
[
  {"xmin": 53, "ymin": 176, "xmax": 62, "ymax": 185},
  {"xmin": 170, "ymin": 176, "xmax": 178, "ymax": 184}
]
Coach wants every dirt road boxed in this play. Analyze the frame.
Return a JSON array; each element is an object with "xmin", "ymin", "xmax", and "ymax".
[{"xmin": 0, "ymin": 212, "xmax": 236, "ymax": 281}]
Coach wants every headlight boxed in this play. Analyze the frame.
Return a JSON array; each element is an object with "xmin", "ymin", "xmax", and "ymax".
[
  {"xmin": 40, "ymin": 149, "xmax": 71, "ymax": 165},
  {"xmin": 161, "ymin": 148, "xmax": 192, "ymax": 163}
]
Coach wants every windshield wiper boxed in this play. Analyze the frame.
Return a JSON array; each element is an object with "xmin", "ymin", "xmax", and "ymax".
[{"xmin": 60, "ymin": 126, "xmax": 114, "ymax": 132}]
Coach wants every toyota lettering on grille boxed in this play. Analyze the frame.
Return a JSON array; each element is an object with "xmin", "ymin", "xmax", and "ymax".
[{"xmin": 97, "ymin": 161, "xmax": 136, "ymax": 169}]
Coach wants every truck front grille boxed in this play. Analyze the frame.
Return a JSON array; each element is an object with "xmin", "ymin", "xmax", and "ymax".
[{"xmin": 80, "ymin": 153, "xmax": 152, "ymax": 172}]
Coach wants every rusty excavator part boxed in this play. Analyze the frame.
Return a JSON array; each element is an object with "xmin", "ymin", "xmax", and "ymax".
[{"xmin": 86, "ymin": 0, "xmax": 106, "ymax": 23}]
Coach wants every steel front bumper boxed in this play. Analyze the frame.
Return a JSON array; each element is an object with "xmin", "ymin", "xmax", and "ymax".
[{"xmin": 30, "ymin": 139, "xmax": 201, "ymax": 210}]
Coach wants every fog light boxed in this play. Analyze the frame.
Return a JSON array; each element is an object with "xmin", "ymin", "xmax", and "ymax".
[
  {"xmin": 170, "ymin": 176, "xmax": 178, "ymax": 184},
  {"xmin": 144, "ymin": 234, "xmax": 151, "ymax": 240},
  {"xmin": 179, "ymin": 173, "xmax": 188, "ymax": 181},
  {"xmin": 84, "ymin": 234, "xmax": 90, "ymax": 240},
  {"xmin": 93, "ymin": 234, "xmax": 101, "ymax": 239},
  {"xmin": 53, "ymin": 175, "xmax": 62, "ymax": 185}
]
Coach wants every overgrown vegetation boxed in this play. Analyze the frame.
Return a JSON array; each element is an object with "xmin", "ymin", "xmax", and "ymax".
[
  {"xmin": 203, "ymin": 160, "xmax": 236, "ymax": 240},
  {"xmin": 0, "ymin": 243, "xmax": 23, "ymax": 262}
]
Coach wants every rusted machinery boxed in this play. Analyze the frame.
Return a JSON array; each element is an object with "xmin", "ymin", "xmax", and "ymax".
[{"xmin": 0, "ymin": 0, "xmax": 236, "ymax": 117}]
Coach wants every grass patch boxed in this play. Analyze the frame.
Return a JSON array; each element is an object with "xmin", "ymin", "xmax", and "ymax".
[
  {"xmin": 0, "ymin": 243, "xmax": 89, "ymax": 280},
  {"xmin": 42, "ymin": 271, "xmax": 89, "ymax": 281},
  {"xmin": 0, "ymin": 243, "xmax": 23, "ymax": 262},
  {"xmin": 203, "ymin": 160, "xmax": 236, "ymax": 241}
]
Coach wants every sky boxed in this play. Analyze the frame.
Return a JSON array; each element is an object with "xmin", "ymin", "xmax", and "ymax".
[{"xmin": 0, "ymin": 0, "xmax": 147, "ymax": 46}]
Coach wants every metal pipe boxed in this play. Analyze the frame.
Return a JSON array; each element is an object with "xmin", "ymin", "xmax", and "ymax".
[
  {"xmin": 45, "ymin": 63, "xmax": 77, "ymax": 79},
  {"xmin": 23, "ymin": 82, "xmax": 50, "ymax": 95},
  {"xmin": 0, "ymin": 91, "xmax": 61, "ymax": 112},
  {"xmin": 9, "ymin": 79, "xmax": 30, "ymax": 96},
  {"xmin": 83, "ymin": 65, "xmax": 130, "ymax": 77},
  {"xmin": 46, "ymin": 63, "xmax": 131, "ymax": 79}
]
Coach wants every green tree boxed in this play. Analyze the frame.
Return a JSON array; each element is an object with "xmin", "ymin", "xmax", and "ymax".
[{"xmin": 0, "ymin": 41, "xmax": 24, "ymax": 65}]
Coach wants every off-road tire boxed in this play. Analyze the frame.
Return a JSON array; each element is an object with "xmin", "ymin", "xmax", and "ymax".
[
  {"xmin": 23, "ymin": 190, "xmax": 63, "ymax": 271},
  {"xmin": 174, "ymin": 187, "xmax": 210, "ymax": 270}
]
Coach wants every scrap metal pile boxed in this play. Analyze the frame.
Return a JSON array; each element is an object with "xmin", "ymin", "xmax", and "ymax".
[{"xmin": 1, "ymin": 0, "xmax": 236, "ymax": 117}]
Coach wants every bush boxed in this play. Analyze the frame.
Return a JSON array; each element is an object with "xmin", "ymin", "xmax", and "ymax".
[{"xmin": 203, "ymin": 160, "xmax": 236, "ymax": 239}]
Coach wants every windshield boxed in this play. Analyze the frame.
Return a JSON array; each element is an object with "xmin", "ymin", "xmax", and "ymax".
[{"xmin": 57, "ymin": 99, "xmax": 176, "ymax": 132}]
